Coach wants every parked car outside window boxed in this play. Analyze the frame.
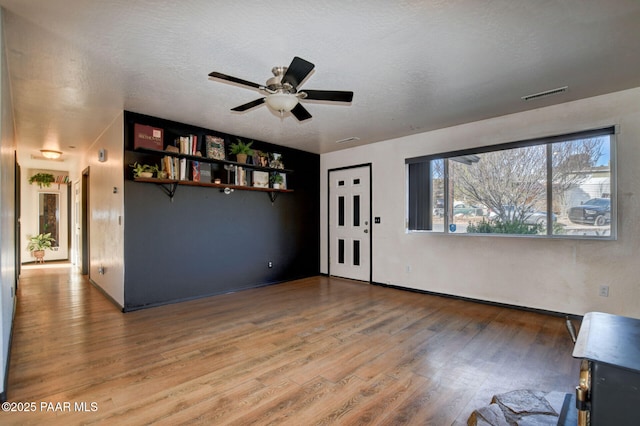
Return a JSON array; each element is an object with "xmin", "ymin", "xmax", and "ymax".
[
  {"xmin": 568, "ymin": 198, "xmax": 611, "ymax": 226},
  {"xmin": 488, "ymin": 206, "xmax": 557, "ymax": 226},
  {"xmin": 453, "ymin": 203, "xmax": 484, "ymax": 217}
]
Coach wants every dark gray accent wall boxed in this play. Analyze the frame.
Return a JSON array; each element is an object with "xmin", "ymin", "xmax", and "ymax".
[{"xmin": 122, "ymin": 112, "xmax": 319, "ymax": 310}]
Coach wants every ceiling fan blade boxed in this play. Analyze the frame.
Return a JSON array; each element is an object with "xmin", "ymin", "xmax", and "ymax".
[
  {"xmin": 231, "ymin": 98, "xmax": 265, "ymax": 111},
  {"xmin": 302, "ymin": 90, "xmax": 354, "ymax": 103},
  {"xmin": 282, "ymin": 57, "xmax": 315, "ymax": 89},
  {"xmin": 209, "ymin": 71, "xmax": 263, "ymax": 90},
  {"xmin": 291, "ymin": 103, "xmax": 312, "ymax": 121}
]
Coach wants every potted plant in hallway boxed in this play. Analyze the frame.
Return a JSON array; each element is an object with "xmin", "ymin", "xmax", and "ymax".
[{"xmin": 27, "ymin": 232, "xmax": 55, "ymax": 263}]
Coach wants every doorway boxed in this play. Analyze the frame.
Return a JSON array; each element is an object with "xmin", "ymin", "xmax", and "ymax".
[
  {"xmin": 15, "ymin": 157, "xmax": 21, "ymax": 284},
  {"xmin": 81, "ymin": 168, "xmax": 89, "ymax": 275},
  {"xmin": 328, "ymin": 165, "xmax": 372, "ymax": 281},
  {"xmin": 21, "ymin": 169, "xmax": 70, "ymax": 264}
]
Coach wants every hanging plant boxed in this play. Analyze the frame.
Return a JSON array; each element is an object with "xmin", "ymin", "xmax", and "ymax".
[{"xmin": 28, "ymin": 173, "xmax": 55, "ymax": 188}]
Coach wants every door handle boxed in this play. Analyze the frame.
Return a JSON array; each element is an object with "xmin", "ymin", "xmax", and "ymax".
[{"xmin": 364, "ymin": 229, "xmax": 369, "ymax": 233}]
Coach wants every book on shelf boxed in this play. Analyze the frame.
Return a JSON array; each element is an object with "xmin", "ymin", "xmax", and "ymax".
[
  {"xmin": 54, "ymin": 175, "xmax": 70, "ymax": 186},
  {"xmin": 162, "ymin": 156, "xmax": 169, "ymax": 178},
  {"xmin": 161, "ymin": 156, "xmax": 181, "ymax": 180},
  {"xmin": 192, "ymin": 161, "xmax": 201, "ymax": 182},
  {"xmin": 176, "ymin": 135, "xmax": 198, "ymax": 156},
  {"xmin": 158, "ymin": 155, "xmax": 202, "ymax": 182},
  {"xmin": 179, "ymin": 158, "xmax": 187, "ymax": 180},
  {"xmin": 236, "ymin": 167, "xmax": 247, "ymax": 186},
  {"xmin": 253, "ymin": 171, "xmax": 269, "ymax": 188},
  {"xmin": 134, "ymin": 124, "xmax": 163, "ymax": 150},
  {"xmin": 205, "ymin": 135, "xmax": 225, "ymax": 160},
  {"xmin": 200, "ymin": 163, "xmax": 212, "ymax": 182}
]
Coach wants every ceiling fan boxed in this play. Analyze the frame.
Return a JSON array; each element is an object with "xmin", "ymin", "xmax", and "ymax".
[{"xmin": 208, "ymin": 56, "xmax": 353, "ymax": 121}]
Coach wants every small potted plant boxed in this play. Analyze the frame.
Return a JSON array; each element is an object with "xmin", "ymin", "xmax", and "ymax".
[
  {"xmin": 28, "ymin": 173, "xmax": 56, "ymax": 188},
  {"xmin": 130, "ymin": 162, "xmax": 158, "ymax": 178},
  {"xmin": 229, "ymin": 139, "xmax": 254, "ymax": 164},
  {"xmin": 27, "ymin": 233, "xmax": 55, "ymax": 263},
  {"xmin": 270, "ymin": 173, "xmax": 284, "ymax": 189}
]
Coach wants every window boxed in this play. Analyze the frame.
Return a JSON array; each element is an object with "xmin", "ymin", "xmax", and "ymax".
[{"xmin": 407, "ymin": 127, "xmax": 616, "ymax": 239}]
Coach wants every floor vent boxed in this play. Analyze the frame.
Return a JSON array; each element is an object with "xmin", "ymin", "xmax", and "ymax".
[{"xmin": 521, "ymin": 86, "xmax": 568, "ymax": 101}]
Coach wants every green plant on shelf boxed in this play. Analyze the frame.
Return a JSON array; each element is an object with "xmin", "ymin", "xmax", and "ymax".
[
  {"xmin": 229, "ymin": 139, "xmax": 254, "ymax": 156},
  {"xmin": 270, "ymin": 173, "xmax": 284, "ymax": 189},
  {"xmin": 130, "ymin": 162, "xmax": 159, "ymax": 178},
  {"xmin": 28, "ymin": 173, "xmax": 55, "ymax": 188},
  {"xmin": 270, "ymin": 173, "xmax": 284, "ymax": 184}
]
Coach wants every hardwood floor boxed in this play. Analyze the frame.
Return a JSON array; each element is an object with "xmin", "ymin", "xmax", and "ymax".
[{"xmin": 2, "ymin": 267, "xmax": 580, "ymax": 425}]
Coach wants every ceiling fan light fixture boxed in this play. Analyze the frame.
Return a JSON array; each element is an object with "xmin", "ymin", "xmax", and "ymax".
[
  {"xmin": 40, "ymin": 149, "xmax": 62, "ymax": 159},
  {"xmin": 265, "ymin": 93, "xmax": 298, "ymax": 113},
  {"xmin": 210, "ymin": 56, "xmax": 352, "ymax": 121}
]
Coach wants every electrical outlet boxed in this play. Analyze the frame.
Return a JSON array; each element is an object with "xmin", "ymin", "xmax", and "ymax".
[{"xmin": 599, "ymin": 285, "xmax": 609, "ymax": 297}]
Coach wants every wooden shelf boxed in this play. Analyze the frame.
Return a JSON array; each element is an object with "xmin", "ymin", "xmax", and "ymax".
[
  {"xmin": 127, "ymin": 113, "xmax": 297, "ymax": 204},
  {"xmin": 134, "ymin": 148, "xmax": 293, "ymax": 174},
  {"xmin": 133, "ymin": 177, "xmax": 293, "ymax": 202}
]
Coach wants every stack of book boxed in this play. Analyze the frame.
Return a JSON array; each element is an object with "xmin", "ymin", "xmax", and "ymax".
[
  {"xmin": 55, "ymin": 175, "xmax": 70, "ymax": 184},
  {"xmin": 177, "ymin": 135, "xmax": 198, "ymax": 156},
  {"xmin": 161, "ymin": 134, "xmax": 201, "ymax": 181},
  {"xmin": 162, "ymin": 156, "xmax": 201, "ymax": 182}
]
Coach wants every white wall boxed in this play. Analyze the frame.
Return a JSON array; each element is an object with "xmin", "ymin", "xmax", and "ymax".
[
  {"xmin": 0, "ymin": 7, "xmax": 16, "ymax": 399},
  {"xmin": 81, "ymin": 112, "xmax": 125, "ymax": 308},
  {"xmin": 321, "ymin": 87, "xmax": 640, "ymax": 318}
]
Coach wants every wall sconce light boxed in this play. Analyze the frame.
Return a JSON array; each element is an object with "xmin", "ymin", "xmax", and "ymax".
[{"xmin": 40, "ymin": 149, "xmax": 62, "ymax": 159}]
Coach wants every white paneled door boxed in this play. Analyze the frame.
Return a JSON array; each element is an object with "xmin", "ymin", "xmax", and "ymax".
[{"xmin": 329, "ymin": 166, "xmax": 371, "ymax": 281}]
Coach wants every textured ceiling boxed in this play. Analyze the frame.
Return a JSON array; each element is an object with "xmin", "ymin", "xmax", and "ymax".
[{"xmin": 2, "ymin": 0, "xmax": 640, "ymax": 173}]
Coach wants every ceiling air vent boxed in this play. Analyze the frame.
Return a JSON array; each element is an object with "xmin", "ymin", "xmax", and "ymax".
[
  {"xmin": 521, "ymin": 86, "xmax": 568, "ymax": 101},
  {"xmin": 30, "ymin": 154, "xmax": 64, "ymax": 162},
  {"xmin": 336, "ymin": 136, "xmax": 360, "ymax": 144}
]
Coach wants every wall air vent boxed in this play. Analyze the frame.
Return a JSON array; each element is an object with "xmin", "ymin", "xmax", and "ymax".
[{"xmin": 521, "ymin": 86, "xmax": 568, "ymax": 101}]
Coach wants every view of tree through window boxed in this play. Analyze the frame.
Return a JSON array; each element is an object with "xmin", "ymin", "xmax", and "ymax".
[{"xmin": 408, "ymin": 128, "xmax": 615, "ymax": 239}]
